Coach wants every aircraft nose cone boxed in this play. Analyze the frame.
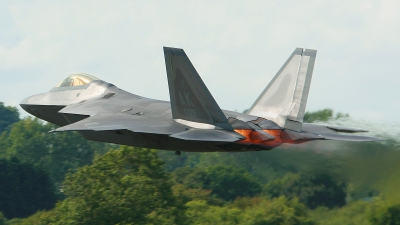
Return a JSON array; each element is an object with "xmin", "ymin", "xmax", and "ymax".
[
  {"xmin": 20, "ymin": 96, "xmax": 30, "ymax": 105},
  {"xmin": 20, "ymin": 96, "xmax": 34, "ymax": 113},
  {"xmin": 20, "ymin": 93, "xmax": 45, "ymax": 114},
  {"xmin": 20, "ymin": 93, "xmax": 46, "ymax": 106}
]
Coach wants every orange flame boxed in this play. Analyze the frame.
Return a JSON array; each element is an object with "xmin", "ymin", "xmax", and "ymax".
[{"xmin": 234, "ymin": 129, "xmax": 311, "ymax": 148}]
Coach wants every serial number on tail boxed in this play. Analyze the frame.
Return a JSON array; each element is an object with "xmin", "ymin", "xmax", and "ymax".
[{"xmin": 184, "ymin": 108, "xmax": 197, "ymax": 117}]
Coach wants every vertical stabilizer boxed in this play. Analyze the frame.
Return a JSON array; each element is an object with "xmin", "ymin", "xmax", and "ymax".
[
  {"xmin": 247, "ymin": 48, "xmax": 317, "ymax": 132},
  {"xmin": 163, "ymin": 47, "xmax": 233, "ymax": 131}
]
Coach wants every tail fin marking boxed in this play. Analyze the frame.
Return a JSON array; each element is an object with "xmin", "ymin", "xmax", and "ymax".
[{"xmin": 163, "ymin": 47, "xmax": 233, "ymax": 131}]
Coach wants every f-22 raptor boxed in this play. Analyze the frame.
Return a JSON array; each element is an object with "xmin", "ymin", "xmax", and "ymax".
[{"xmin": 20, "ymin": 47, "xmax": 381, "ymax": 154}]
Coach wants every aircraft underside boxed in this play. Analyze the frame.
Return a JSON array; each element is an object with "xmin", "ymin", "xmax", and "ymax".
[{"xmin": 78, "ymin": 128, "xmax": 316, "ymax": 152}]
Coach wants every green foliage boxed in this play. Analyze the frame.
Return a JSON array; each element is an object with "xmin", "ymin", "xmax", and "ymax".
[
  {"xmin": 3, "ymin": 105, "xmax": 400, "ymax": 224},
  {"xmin": 303, "ymin": 108, "xmax": 348, "ymax": 123},
  {"xmin": 263, "ymin": 172, "xmax": 346, "ymax": 209},
  {"xmin": 157, "ymin": 150, "xmax": 194, "ymax": 172},
  {"xmin": 0, "ymin": 117, "xmax": 110, "ymax": 187},
  {"xmin": 338, "ymin": 141, "xmax": 400, "ymax": 204},
  {"xmin": 0, "ymin": 212, "xmax": 5, "ymax": 225},
  {"xmin": 0, "ymin": 158, "xmax": 56, "ymax": 219},
  {"xmin": 185, "ymin": 200, "xmax": 242, "ymax": 225},
  {"xmin": 35, "ymin": 146, "xmax": 185, "ymax": 225},
  {"xmin": 160, "ymin": 151, "xmax": 291, "ymax": 186},
  {"xmin": 185, "ymin": 197, "xmax": 314, "ymax": 225},
  {"xmin": 173, "ymin": 165, "xmax": 262, "ymax": 201},
  {"xmin": 6, "ymin": 210, "xmax": 55, "ymax": 225},
  {"xmin": 310, "ymin": 201, "xmax": 371, "ymax": 225},
  {"xmin": 0, "ymin": 102, "xmax": 19, "ymax": 133},
  {"xmin": 369, "ymin": 203, "xmax": 400, "ymax": 225},
  {"xmin": 172, "ymin": 183, "xmax": 225, "ymax": 207},
  {"xmin": 241, "ymin": 197, "xmax": 314, "ymax": 225},
  {"xmin": 203, "ymin": 165, "xmax": 262, "ymax": 201}
]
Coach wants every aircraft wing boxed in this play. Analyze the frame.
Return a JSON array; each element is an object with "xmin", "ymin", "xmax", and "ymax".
[
  {"xmin": 54, "ymin": 113, "xmax": 245, "ymax": 142},
  {"xmin": 54, "ymin": 113, "xmax": 185, "ymax": 134},
  {"xmin": 319, "ymin": 133, "xmax": 383, "ymax": 142}
]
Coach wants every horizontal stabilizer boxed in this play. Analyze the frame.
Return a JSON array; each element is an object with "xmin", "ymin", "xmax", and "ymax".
[
  {"xmin": 302, "ymin": 123, "xmax": 368, "ymax": 134},
  {"xmin": 164, "ymin": 47, "xmax": 233, "ymax": 131},
  {"xmin": 54, "ymin": 113, "xmax": 185, "ymax": 134},
  {"xmin": 326, "ymin": 125, "xmax": 367, "ymax": 133},
  {"xmin": 170, "ymin": 129, "xmax": 245, "ymax": 142},
  {"xmin": 320, "ymin": 133, "xmax": 384, "ymax": 142}
]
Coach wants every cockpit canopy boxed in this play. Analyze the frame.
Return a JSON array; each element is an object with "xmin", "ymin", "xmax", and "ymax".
[{"xmin": 56, "ymin": 74, "xmax": 99, "ymax": 87}]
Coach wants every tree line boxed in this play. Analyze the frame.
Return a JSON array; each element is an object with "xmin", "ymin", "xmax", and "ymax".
[{"xmin": 0, "ymin": 102, "xmax": 399, "ymax": 224}]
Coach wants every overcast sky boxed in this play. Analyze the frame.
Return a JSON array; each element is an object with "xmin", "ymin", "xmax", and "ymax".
[{"xmin": 1, "ymin": 0, "xmax": 399, "ymax": 123}]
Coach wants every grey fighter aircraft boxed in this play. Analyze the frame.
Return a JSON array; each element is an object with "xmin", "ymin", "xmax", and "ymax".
[{"xmin": 20, "ymin": 47, "xmax": 381, "ymax": 154}]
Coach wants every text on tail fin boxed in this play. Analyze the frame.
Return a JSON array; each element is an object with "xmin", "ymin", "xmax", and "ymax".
[{"xmin": 163, "ymin": 47, "xmax": 233, "ymax": 131}]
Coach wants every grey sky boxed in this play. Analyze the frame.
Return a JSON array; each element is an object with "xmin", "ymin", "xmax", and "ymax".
[{"xmin": 1, "ymin": 1, "xmax": 399, "ymax": 123}]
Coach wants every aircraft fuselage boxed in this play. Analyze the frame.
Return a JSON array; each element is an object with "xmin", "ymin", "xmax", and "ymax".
[{"xmin": 20, "ymin": 80, "xmax": 296, "ymax": 152}]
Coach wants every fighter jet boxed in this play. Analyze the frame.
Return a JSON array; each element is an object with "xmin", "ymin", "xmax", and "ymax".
[{"xmin": 20, "ymin": 47, "xmax": 381, "ymax": 154}]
